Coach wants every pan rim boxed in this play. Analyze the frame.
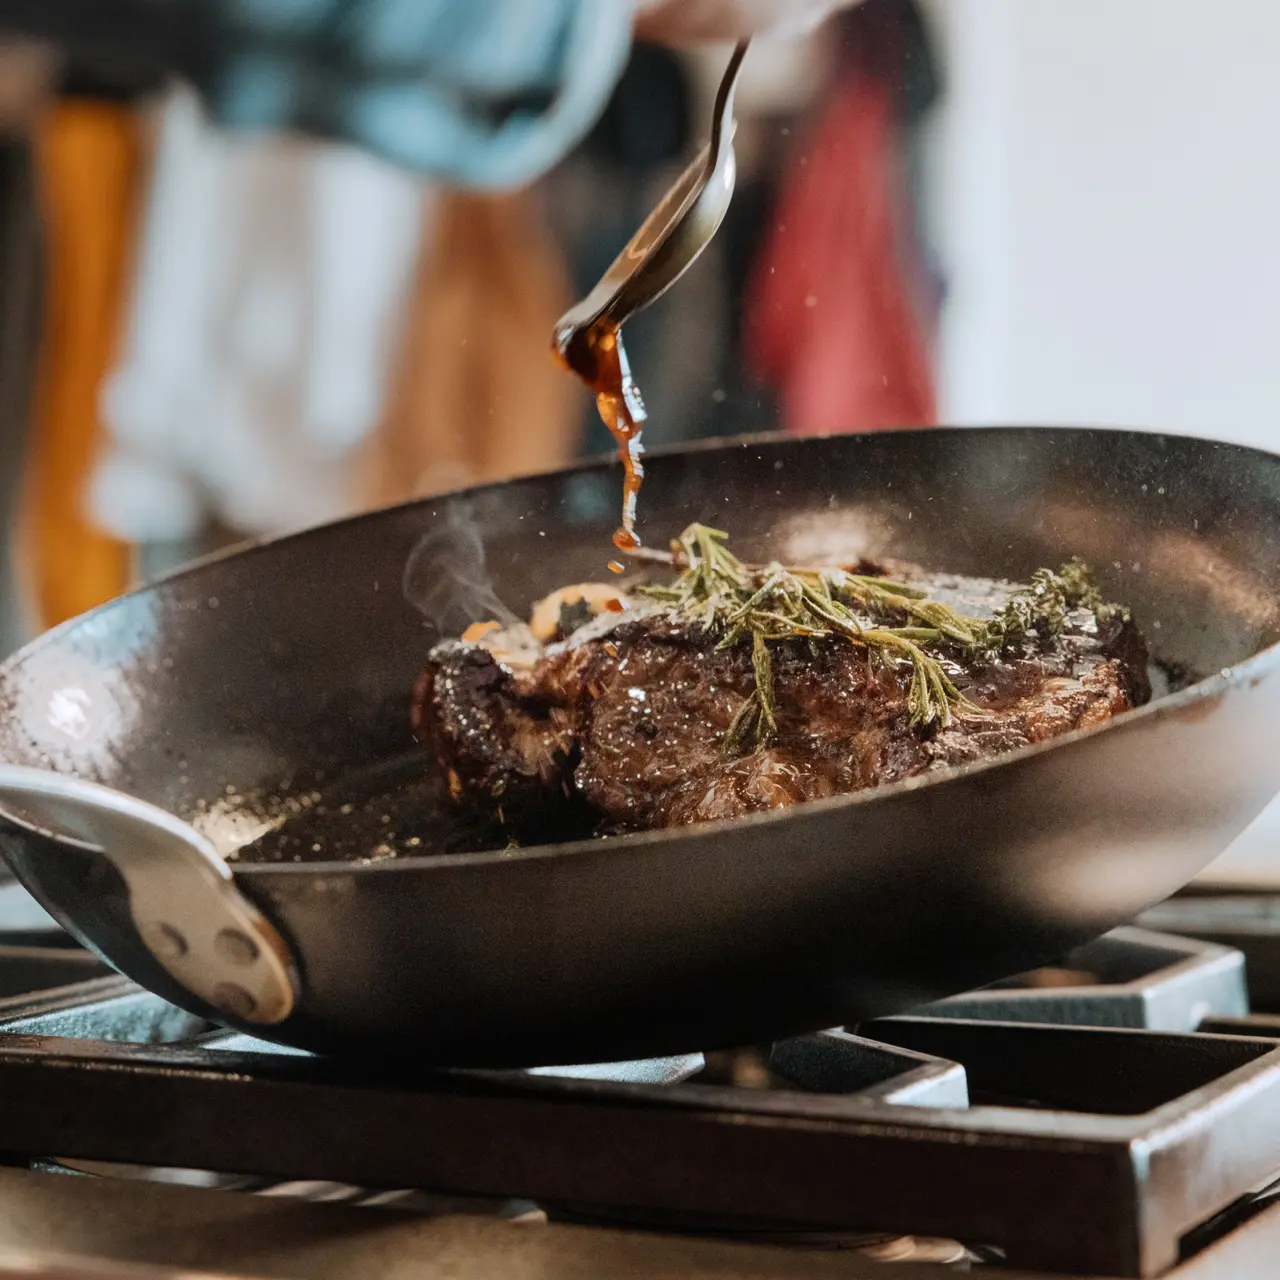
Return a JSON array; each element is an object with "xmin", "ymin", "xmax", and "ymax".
[
  {"xmin": 1, "ymin": 424, "xmax": 1276, "ymax": 876},
  {"xmin": 3, "ymin": 421, "xmax": 1261, "ymax": 608},
  {"xmin": 12, "ymin": 422, "xmax": 1260, "ymax": 596}
]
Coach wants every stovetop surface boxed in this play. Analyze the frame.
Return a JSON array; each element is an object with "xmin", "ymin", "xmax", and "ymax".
[{"xmin": 2, "ymin": 881, "xmax": 1280, "ymax": 1278}]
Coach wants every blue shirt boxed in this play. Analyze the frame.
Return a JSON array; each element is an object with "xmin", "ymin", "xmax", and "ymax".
[{"xmin": 9, "ymin": 0, "xmax": 636, "ymax": 188}]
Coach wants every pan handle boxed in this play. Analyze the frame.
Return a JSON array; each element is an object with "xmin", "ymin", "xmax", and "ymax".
[{"xmin": 0, "ymin": 767, "xmax": 297, "ymax": 1025}]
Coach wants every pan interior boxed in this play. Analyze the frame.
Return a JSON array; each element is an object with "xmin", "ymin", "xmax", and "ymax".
[{"xmin": 0, "ymin": 428, "xmax": 1277, "ymax": 868}]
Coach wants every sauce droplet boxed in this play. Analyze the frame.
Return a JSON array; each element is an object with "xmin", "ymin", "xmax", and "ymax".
[
  {"xmin": 556, "ymin": 322, "xmax": 647, "ymax": 549},
  {"xmin": 607, "ymin": 560, "xmax": 625, "ymax": 575}
]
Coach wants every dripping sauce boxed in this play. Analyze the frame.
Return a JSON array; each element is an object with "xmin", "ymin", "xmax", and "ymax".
[{"xmin": 557, "ymin": 321, "xmax": 647, "ymax": 552}]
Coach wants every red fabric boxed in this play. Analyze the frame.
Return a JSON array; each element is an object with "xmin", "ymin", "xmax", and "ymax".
[{"xmin": 743, "ymin": 74, "xmax": 937, "ymax": 436}]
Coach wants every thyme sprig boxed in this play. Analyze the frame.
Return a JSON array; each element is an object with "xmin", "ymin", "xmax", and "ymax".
[
  {"xmin": 635, "ymin": 525, "xmax": 1122, "ymax": 758},
  {"xmin": 970, "ymin": 559, "xmax": 1128, "ymax": 656}
]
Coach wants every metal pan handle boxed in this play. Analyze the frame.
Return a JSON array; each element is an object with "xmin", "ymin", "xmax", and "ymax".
[{"xmin": 0, "ymin": 766, "xmax": 297, "ymax": 1025}]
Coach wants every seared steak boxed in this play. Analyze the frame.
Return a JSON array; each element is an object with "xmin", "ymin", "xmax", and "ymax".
[{"xmin": 414, "ymin": 568, "xmax": 1150, "ymax": 840}]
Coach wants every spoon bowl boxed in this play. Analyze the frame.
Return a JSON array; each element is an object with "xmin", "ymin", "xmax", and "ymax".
[{"xmin": 553, "ymin": 40, "xmax": 750, "ymax": 355}]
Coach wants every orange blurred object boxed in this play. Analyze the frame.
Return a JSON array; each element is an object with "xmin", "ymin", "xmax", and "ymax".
[
  {"xmin": 17, "ymin": 100, "xmax": 139, "ymax": 631},
  {"xmin": 361, "ymin": 188, "xmax": 578, "ymax": 507}
]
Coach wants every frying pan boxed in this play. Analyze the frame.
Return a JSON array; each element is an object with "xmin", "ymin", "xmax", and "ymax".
[{"xmin": 0, "ymin": 427, "xmax": 1277, "ymax": 1068}]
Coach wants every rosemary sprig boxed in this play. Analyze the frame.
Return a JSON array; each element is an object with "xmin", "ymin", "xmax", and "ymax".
[
  {"xmin": 636, "ymin": 525, "xmax": 1123, "ymax": 759},
  {"xmin": 639, "ymin": 525, "xmax": 971, "ymax": 743},
  {"xmin": 830, "ymin": 571, "xmax": 982, "ymax": 647}
]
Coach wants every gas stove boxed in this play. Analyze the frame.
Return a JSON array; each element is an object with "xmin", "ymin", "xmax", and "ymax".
[{"xmin": 0, "ymin": 884, "xmax": 1279, "ymax": 1277}]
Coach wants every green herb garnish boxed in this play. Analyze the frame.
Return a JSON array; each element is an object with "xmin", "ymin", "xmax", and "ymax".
[
  {"xmin": 639, "ymin": 525, "xmax": 969, "ymax": 743},
  {"xmin": 637, "ymin": 525, "xmax": 1122, "ymax": 758},
  {"xmin": 972, "ymin": 558, "xmax": 1128, "ymax": 656}
]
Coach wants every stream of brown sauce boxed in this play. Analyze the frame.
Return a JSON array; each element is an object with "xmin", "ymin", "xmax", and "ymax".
[{"xmin": 558, "ymin": 321, "xmax": 647, "ymax": 552}]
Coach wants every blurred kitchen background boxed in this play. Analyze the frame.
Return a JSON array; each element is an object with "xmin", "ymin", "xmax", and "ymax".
[{"xmin": 0, "ymin": 0, "xmax": 1277, "ymax": 875}]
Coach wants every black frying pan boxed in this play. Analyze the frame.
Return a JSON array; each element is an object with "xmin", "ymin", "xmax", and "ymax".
[{"xmin": 0, "ymin": 427, "xmax": 1277, "ymax": 1068}]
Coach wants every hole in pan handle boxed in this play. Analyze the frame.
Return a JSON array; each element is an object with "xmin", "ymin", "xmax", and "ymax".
[{"xmin": 0, "ymin": 766, "xmax": 298, "ymax": 1025}]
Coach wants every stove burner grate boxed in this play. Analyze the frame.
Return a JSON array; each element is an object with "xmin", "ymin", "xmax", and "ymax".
[{"xmin": 0, "ymin": 878, "xmax": 1279, "ymax": 1276}]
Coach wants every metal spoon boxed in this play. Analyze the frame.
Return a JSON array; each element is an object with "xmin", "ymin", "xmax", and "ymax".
[{"xmin": 552, "ymin": 40, "xmax": 750, "ymax": 356}]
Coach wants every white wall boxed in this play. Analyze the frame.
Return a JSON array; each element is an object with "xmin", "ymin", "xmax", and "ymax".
[
  {"xmin": 925, "ymin": 0, "xmax": 1280, "ymax": 880},
  {"xmin": 928, "ymin": 0, "xmax": 1280, "ymax": 449}
]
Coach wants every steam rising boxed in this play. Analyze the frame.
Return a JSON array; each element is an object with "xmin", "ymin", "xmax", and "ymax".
[{"xmin": 402, "ymin": 506, "xmax": 520, "ymax": 637}]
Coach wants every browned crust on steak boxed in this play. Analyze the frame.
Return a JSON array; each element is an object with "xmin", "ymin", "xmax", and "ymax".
[{"xmin": 414, "ymin": 573, "xmax": 1150, "ymax": 840}]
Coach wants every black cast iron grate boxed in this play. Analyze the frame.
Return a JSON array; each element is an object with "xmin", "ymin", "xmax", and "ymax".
[{"xmin": 0, "ymin": 880, "xmax": 1280, "ymax": 1276}]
